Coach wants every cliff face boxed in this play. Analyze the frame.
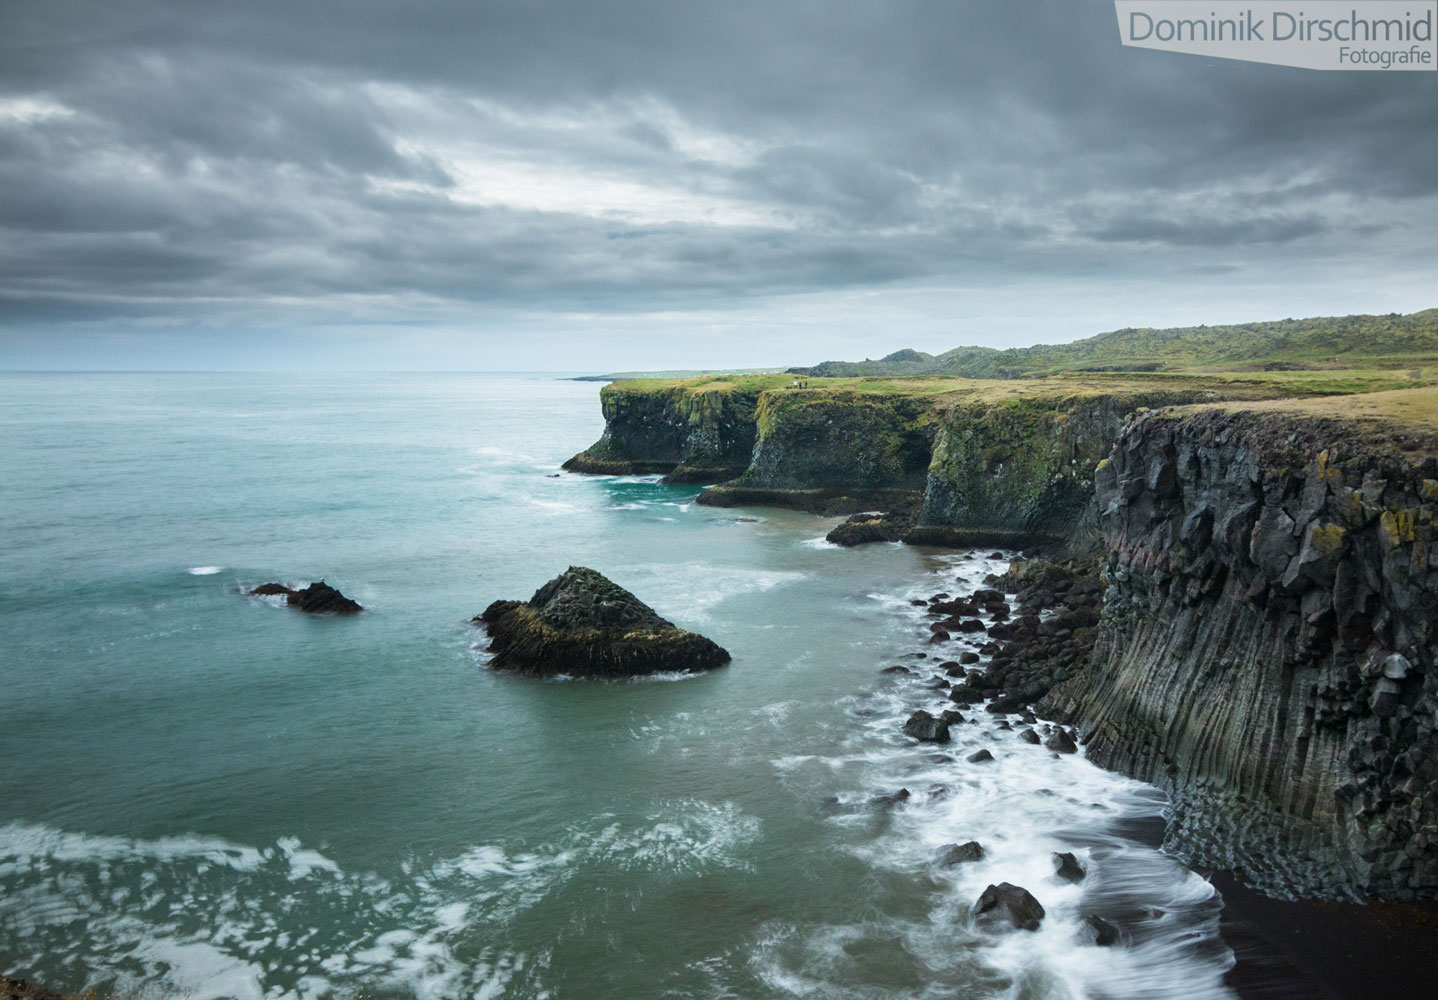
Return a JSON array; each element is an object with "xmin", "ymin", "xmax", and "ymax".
[
  {"xmin": 736, "ymin": 390, "xmax": 934, "ymax": 490},
  {"xmin": 914, "ymin": 387, "xmax": 1275, "ymax": 544},
  {"xmin": 563, "ymin": 382, "xmax": 760, "ymax": 482},
  {"xmin": 920, "ymin": 396, "xmax": 1145, "ymax": 541},
  {"xmin": 1042, "ymin": 404, "xmax": 1438, "ymax": 899}
]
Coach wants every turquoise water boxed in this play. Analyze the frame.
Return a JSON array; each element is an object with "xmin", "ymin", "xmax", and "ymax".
[{"xmin": 1, "ymin": 373, "xmax": 1234, "ymax": 999}]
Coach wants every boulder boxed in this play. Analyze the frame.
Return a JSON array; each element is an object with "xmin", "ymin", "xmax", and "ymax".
[
  {"xmin": 1081, "ymin": 914, "xmax": 1120, "ymax": 947},
  {"xmin": 476, "ymin": 567, "xmax": 730, "ymax": 676},
  {"xmin": 1045, "ymin": 727, "xmax": 1078, "ymax": 754},
  {"xmin": 903, "ymin": 710, "xmax": 951, "ymax": 743},
  {"xmin": 967, "ymin": 748, "xmax": 995, "ymax": 763},
  {"xmin": 938, "ymin": 841, "xmax": 985, "ymax": 866},
  {"xmin": 248, "ymin": 580, "xmax": 363, "ymax": 615},
  {"xmin": 973, "ymin": 882, "xmax": 1046, "ymax": 931},
  {"xmin": 1053, "ymin": 852, "xmax": 1086, "ymax": 883}
]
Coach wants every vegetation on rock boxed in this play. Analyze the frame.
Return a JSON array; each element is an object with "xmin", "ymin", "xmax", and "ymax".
[{"xmin": 477, "ymin": 567, "xmax": 730, "ymax": 677}]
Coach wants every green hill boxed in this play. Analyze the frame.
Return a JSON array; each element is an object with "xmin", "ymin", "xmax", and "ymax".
[{"xmin": 789, "ymin": 309, "xmax": 1438, "ymax": 379}]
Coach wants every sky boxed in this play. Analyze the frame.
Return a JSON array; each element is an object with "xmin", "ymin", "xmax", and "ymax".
[{"xmin": 1, "ymin": 0, "xmax": 1435, "ymax": 371}]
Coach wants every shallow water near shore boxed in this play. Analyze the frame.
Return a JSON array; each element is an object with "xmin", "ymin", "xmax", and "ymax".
[{"xmin": 2, "ymin": 372, "xmax": 1235, "ymax": 1000}]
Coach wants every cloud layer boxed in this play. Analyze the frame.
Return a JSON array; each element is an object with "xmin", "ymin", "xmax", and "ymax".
[{"xmin": 1, "ymin": 0, "xmax": 1435, "ymax": 368}]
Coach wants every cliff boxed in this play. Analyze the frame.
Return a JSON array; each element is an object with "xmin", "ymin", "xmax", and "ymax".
[
  {"xmin": 912, "ymin": 379, "xmax": 1315, "ymax": 545},
  {"xmin": 562, "ymin": 377, "xmax": 764, "ymax": 483},
  {"xmin": 1042, "ymin": 389, "xmax": 1438, "ymax": 899},
  {"xmin": 567, "ymin": 370, "xmax": 1429, "ymax": 541}
]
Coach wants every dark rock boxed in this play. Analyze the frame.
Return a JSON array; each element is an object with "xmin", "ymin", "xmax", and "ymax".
[
  {"xmin": 1053, "ymin": 852, "xmax": 1086, "ymax": 883},
  {"xmin": 249, "ymin": 580, "xmax": 363, "ymax": 615},
  {"xmin": 1018, "ymin": 728, "xmax": 1041, "ymax": 744},
  {"xmin": 938, "ymin": 841, "xmax": 985, "ymax": 866},
  {"xmin": 881, "ymin": 665, "xmax": 913, "ymax": 675},
  {"xmin": 929, "ymin": 630, "xmax": 952, "ymax": 643},
  {"xmin": 476, "ymin": 566, "xmax": 730, "ymax": 676},
  {"xmin": 973, "ymin": 882, "xmax": 1045, "ymax": 931},
  {"xmin": 956, "ymin": 619, "xmax": 987, "ymax": 633},
  {"xmin": 828, "ymin": 513, "xmax": 908, "ymax": 547},
  {"xmin": 871, "ymin": 788, "xmax": 911, "ymax": 807},
  {"xmin": 960, "ymin": 651, "xmax": 981, "ymax": 664},
  {"xmin": 967, "ymin": 748, "xmax": 995, "ymax": 763},
  {"xmin": 1081, "ymin": 914, "xmax": 1120, "ymax": 947},
  {"xmin": 1045, "ymin": 728, "xmax": 1078, "ymax": 754},
  {"xmin": 903, "ymin": 710, "xmax": 951, "ymax": 743},
  {"xmin": 941, "ymin": 709, "xmax": 967, "ymax": 725}
]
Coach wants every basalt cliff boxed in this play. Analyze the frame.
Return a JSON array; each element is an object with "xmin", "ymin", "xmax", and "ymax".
[
  {"xmin": 564, "ymin": 315, "xmax": 1438, "ymax": 899},
  {"xmin": 1041, "ymin": 392, "xmax": 1438, "ymax": 899}
]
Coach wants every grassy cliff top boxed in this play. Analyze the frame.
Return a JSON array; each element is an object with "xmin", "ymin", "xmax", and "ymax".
[
  {"xmin": 1189, "ymin": 385, "xmax": 1438, "ymax": 432},
  {"xmin": 787, "ymin": 309, "xmax": 1438, "ymax": 379},
  {"xmin": 603, "ymin": 368, "xmax": 1436, "ymax": 406}
]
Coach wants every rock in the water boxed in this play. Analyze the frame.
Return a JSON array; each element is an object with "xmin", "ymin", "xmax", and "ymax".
[
  {"xmin": 967, "ymin": 748, "xmax": 995, "ymax": 763},
  {"xmin": 1018, "ymin": 727, "xmax": 1041, "ymax": 744},
  {"xmin": 871, "ymin": 788, "xmax": 911, "ymax": 807},
  {"xmin": 1045, "ymin": 727, "xmax": 1078, "ymax": 754},
  {"xmin": 938, "ymin": 841, "xmax": 985, "ymax": 866},
  {"xmin": 903, "ymin": 710, "xmax": 951, "ymax": 743},
  {"xmin": 248, "ymin": 581, "xmax": 363, "ymax": 615},
  {"xmin": 476, "ymin": 566, "xmax": 730, "ymax": 677},
  {"xmin": 826, "ymin": 513, "xmax": 907, "ymax": 546},
  {"xmin": 1053, "ymin": 851, "xmax": 1086, "ymax": 883},
  {"xmin": 1081, "ymin": 914, "xmax": 1120, "ymax": 947},
  {"xmin": 973, "ymin": 882, "xmax": 1045, "ymax": 931}
]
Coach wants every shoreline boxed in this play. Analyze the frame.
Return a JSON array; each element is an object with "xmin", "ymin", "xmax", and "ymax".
[{"xmin": 880, "ymin": 543, "xmax": 1438, "ymax": 1000}]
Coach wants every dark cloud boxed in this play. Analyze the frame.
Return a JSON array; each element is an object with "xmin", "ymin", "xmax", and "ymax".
[{"xmin": 0, "ymin": 0, "xmax": 1434, "ymax": 367}]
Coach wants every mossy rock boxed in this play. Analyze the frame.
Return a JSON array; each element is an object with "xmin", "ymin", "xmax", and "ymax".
[{"xmin": 476, "ymin": 567, "xmax": 730, "ymax": 677}]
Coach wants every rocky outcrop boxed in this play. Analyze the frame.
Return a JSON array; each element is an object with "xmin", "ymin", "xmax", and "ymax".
[
  {"xmin": 1042, "ymin": 402, "xmax": 1438, "ymax": 899},
  {"xmin": 563, "ymin": 381, "xmax": 759, "ymax": 482},
  {"xmin": 247, "ymin": 581, "xmax": 363, "ymax": 615},
  {"xmin": 477, "ymin": 566, "xmax": 730, "ymax": 677}
]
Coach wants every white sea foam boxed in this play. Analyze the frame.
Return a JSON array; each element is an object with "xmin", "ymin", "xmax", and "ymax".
[
  {"xmin": 187, "ymin": 566, "xmax": 224, "ymax": 575},
  {"xmin": 0, "ymin": 800, "xmax": 762, "ymax": 1000},
  {"xmin": 757, "ymin": 550, "xmax": 1237, "ymax": 1000},
  {"xmin": 801, "ymin": 534, "xmax": 842, "ymax": 549}
]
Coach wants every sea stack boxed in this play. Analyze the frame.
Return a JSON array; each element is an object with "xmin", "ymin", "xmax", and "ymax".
[{"xmin": 477, "ymin": 566, "xmax": 731, "ymax": 677}]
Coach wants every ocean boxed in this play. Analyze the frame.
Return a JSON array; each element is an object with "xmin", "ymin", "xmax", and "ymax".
[{"xmin": 0, "ymin": 372, "xmax": 1235, "ymax": 1000}]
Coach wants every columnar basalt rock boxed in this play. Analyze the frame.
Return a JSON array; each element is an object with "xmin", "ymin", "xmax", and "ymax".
[{"xmin": 1042, "ymin": 405, "xmax": 1438, "ymax": 899}]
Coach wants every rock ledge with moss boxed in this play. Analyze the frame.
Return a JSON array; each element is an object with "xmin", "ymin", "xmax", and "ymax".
[{"xmin": 477, "ymin": 567, "xmax": 730, "ymax": 677}]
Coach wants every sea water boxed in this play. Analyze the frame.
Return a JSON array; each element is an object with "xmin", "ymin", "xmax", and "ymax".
[{"xmin": 0, "ymin": 373, "xmax": 1234, "ymax": 999}]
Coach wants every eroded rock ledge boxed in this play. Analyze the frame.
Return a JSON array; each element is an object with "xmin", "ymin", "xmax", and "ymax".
[
  {"xmin": 477, "ymin": 566, "xmax": 730, "ymax": 677},
  {"xmin": 1042, "ymin": 395, "xmax": 1438, "ymax": 899}
]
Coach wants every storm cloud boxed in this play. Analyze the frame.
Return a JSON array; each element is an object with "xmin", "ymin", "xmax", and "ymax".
[{"xmin": 1, "ymin": 0, "xmax": 1435, "ymax": 369}]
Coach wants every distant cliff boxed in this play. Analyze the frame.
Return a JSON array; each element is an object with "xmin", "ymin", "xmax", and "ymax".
[{"xmin": 1042, "ymin": 391, "xmax": 1438, "ymax": 899}]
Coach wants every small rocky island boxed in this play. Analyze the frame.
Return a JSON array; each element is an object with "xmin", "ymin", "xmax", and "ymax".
[
  {"xmin": 477, "ymin": 566, "xmax": 731, "ymax": 677},
  {"xmin": 247, "ymin": 581, "xmax": 363, "ymax": 615}
]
